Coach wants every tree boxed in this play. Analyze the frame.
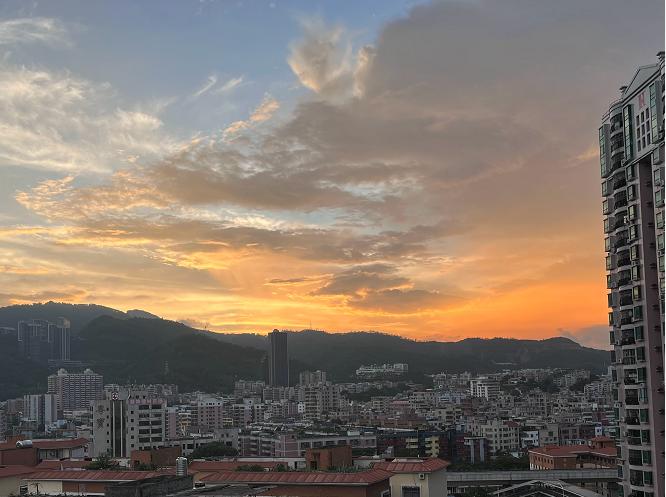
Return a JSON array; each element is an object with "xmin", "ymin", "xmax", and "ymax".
[
  {"xmin": 188, "ymin": 442, "xmax": 239, "ymax": 460},
  {"xmin": 86, "ymin": 453, "xmax": 120, "ymax": 470}
]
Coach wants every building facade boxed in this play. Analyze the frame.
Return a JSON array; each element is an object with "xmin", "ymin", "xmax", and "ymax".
[
  {"xmin": 47, "ymin": 368, "xmax": 103, "ymax": 411},
  {"xmin": 268, "ymin": 329, "xmax": 289, "ymax": 387},
  {"xmin": 17, "ymin": 318, "xmax": 70, "ymax": 363},
  {"xmin": 92, "ymin": 389, "xmax": 166, "ymax": 458},
  {"xmin": 600, "ymin": 52, "xmax": 665, "ymax": 497}
]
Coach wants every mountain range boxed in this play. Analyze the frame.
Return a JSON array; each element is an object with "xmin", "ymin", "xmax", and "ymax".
[{"xmin": 0, "ymin": 302, "xmax": 610, "ymax": 401}]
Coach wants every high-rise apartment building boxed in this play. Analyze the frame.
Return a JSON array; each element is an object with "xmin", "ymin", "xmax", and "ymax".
[
  {"xmin": 299, "ymin": 370, "xmax": 327, "ymax": 386},
  {"xmin": 17, "ymin": 318, "xmax": 70, "ymax": 363},
  {"xmin": 600, "ymin": 52, "xmax": 665, "ymax": 497},
  {"xmin": 268, "ymin": 329, "xmax": 289, "ymax": 387},
  {"xmin": 47, "ymin": 368, "xmax": 103, "ymax": 411},
  {"xmin": 22, "ymin": 394, "xmax": 58, "ymax": 427},
  {"xmin": 92, "ymin": 389, "xmax": 166, "ymax": 457}
]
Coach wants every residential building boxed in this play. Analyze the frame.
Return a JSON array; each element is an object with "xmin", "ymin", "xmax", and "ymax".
[
  {"xmin": 22, "ymin": 394, "xmax": 58, "ymax": 427},
  {"xmin": 529, "ymin": 437, "xmax": 617, "ymax": 470},
  {"xmin": 268, "ymin": 329, "xmax": 289, "ymax": 387},
  {"xmin": 600, "ymin": 52, "xmax": 665, "ymax": 497},
  {"xmin": 47, "ymin": 368, "xmax": 103, "ymax": 411},
  {"xmin": 17, "ymin": 318, "xmax": 70, "ymax": 363},
  {"xmin": 469, "ymin": 377, "xmax": 500, "ymax": 400},
  {"xmin": 355, "ymin": 363, "xmax": 409, "ymax": 378},
  {"xmin": 299, "ymin": 370, "xmax": 327, "ymax": 385},
  {"xmin": 92, "ymin": 389, "xmax": 166, "ymax": 457},
  {"xmin": 374, "ymin": 458, "xmax": 449, "ymax": 497}
]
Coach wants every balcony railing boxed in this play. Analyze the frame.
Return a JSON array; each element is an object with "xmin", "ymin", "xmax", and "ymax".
[
  {"xmin": 621, "ymin": 336, "xmax": 636, "ymax": 345},
  {"xmin": 623, "ymin": 357, "xmax": 637, "ymax": 365},
  {"xmin": 621, "ymin": 316, "xmax": 634, "ymax": 325},
  {"xmin": 617, "ymin": 259, "xmax": 631, "ymax": 269},
  {"xmin": 625, "ymin": 416, "xmax": 640, "ymax": 425},
  {"xmin": 626, "ymin": 436, "xmax": 642, "ymax": 445},
  {"xmin": 618, "ymin": 278, "xmax": 631, "ymax": 287},
  {"xmin": 614, "ymin": 238, "xmax": 629, "ymax": 250}
]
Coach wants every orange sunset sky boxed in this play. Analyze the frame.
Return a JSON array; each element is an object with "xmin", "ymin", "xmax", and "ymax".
[{"xmin": 1, "ymin": 0, "xmax": 663, "ymax": 349}]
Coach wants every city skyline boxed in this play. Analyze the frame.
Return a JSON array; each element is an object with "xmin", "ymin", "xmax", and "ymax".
[{"xmin": 0, "ymin": 0, "xmax": 663, "ymax": 347}]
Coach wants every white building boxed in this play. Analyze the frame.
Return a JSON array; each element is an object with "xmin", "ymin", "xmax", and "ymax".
[{"xmin": 92, "ymin": 389, "xmax": 166, "ymax": 457}]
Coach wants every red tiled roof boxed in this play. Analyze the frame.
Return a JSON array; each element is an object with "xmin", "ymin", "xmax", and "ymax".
[
  {"xmin": 200, "ymin": 469, "xmax": 393, "ymax": 486},
  {"xmin": 35, "ymin": 460, "xmax": 92, "ymax": 470},
  {"xmin": 32, "ymin": 438, "xmax": 89, "ymax": 450},
  {"xmin": 373, "ymin": 458, "xmax": 450, "ymax": 473},
  {"xmin": 22, "ymin": 470, "xmax": 163, "ymax": 482},
  {"xmin": 529, "ymin": 445, "xmax": 617, "ymax": 457},
  {"xmin": 0, "ymin": 465, "xmax": 36, "ymax": 478},
  {"xmin": 189, "ymin": 460, "xmax": 283, "ymax": 472}
]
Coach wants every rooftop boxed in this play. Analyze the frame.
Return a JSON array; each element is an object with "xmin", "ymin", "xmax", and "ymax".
[
  {"xmin": 528, "ymin": 445, "xmax": 616, "ymax": 458},
  {"xmin": 0, "ymin": 465, "xmax": 36, "ymax": 478},
  {"xmin": 22, "ymin": 470, "xmax": 165, "ymax": 482},
  {"xmin": 200, "ymin": 469, "xmax": 393, "ymax": 486},
  {"xmin": 373, "ymin": 458, "xmax": 450, "ymax": 473}
]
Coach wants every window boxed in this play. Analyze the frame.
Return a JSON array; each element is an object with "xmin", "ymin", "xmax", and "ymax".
[
  {"xmin": 402, "ymin": 487, "xmax": 421, "ymax": 497},
  {"xmin": 657, "ymin": 211, "xmax": 665, "ymax": 229},
  {"xmin": 624, "ymin": 105, "xmax": 634, "ymax": 160},
  {"xmin": 629, "ymin": 224, "xmax": 639, "ymax": 240},
  {"xmin": 655, "ymin": 168, "xmax": 663, "ymax": 185},
  {"xmin": 605, "ymin": 237, "xmax": 611, "ymax": 252},
  {"xmin": 602, "ymin": 181, "xmax": 609, "ymax": 196},
  {"xmin": 658, "ymin": 234, "xmax": 664, "ymax": 251},
  {"xmin": 656, "ymin": 189, "xmax": 664, "ymax": 207},
  {"xmin": 632, "ymin": 265, "xmax": 641, "ymax": 281},
  {"xmin": 635, "ymin": 326, "xmax": 644, "ymax": 341},
  {"xmin": 627, "ymin": 164, "xmax": 636, "ymax": 180},
  {"xmin": 628, "ymin": 204, "xmax": 637, "ymax": 219},
  {"xmin": 633, "ymin": 305, "xmax": 643, "ymax": 321},
  {"xmin": 603, "ymin": 199, "xmax": 610, "ymax": 214},
  {"xmin": 633, "ymin": 286, "xmax": 642, "ymax": 301},
  {"xmin": 631, "ymin": 244, "xmax": 640, "ymax": 261},
  {"xmin": 599, "ymin": 127, "xmax": 608, "ymax": 176},
  {"xmin": 628, "ymin": 184, "xmax": 637, "ymax": 200},
  {"xmin": 606, "ymin": 255, "xmax": 612, "ymax": 270},
  {"xmin": 650, "ymin": 83, "xmax": 659, "ymax": 139}
]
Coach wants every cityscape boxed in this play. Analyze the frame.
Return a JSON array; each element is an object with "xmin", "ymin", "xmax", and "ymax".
[{"xmin": 0, "ymin": 1, "xmax": 664, "ymax": 497}]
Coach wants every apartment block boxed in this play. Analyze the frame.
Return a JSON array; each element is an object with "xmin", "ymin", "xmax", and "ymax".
[{"xmin": 600, "ymin": 52, "xmax": 665, "ymax": 497}]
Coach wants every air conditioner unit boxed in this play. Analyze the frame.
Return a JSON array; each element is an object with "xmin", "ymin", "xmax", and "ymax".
[{"xmin": 418, "ymin": 473, "xmax": 426, "ymax": 480}]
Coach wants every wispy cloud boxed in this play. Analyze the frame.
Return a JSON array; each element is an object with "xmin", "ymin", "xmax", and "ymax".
[
  {"xmin": 213, "ymin": 76, "xmax": 244, "ymax": 94},
  {"xmin": 191, "ymin": 74, "xmax": 218, "ymax": 99},
  {"xmin": 223, "ymin": 93, "xmax": 279, "ymax": 139},
  {"xmin": 0, "ymin": 17, "xmax": 70, "ymax": 46}
]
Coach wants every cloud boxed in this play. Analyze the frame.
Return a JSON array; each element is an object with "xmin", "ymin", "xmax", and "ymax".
[
  {"xmin": 6, "ymin": 0, "xmax": 664, "ymax": 332},
  {"xmin": 191, "ymin": 74, "xmax": 218, "ymax": 99},
  {"xmin": 213, "ymin": 76, "xmax": 244, "ymax": 94},
  {"xmin": 0, "ymin": 65, "xmax": 181, "ymax": 172},
  {"xmin": 559, "ymin": 325, "xmax": 610, "ymax": 350},
  {"xmin": 223, "ymin": 93, "xmax": 279, "ymax": 139},
  {"xmin": 0, "ymin": 18, "xmax": 70, "ymax": 46},
  {"xmin": 288, "ymin": 17, "xmax": 372, "ymax": 100}
]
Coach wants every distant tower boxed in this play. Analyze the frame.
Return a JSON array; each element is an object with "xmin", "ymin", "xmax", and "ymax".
[{"xmin": 268, "ymin": 329, "xmax": 289, "ymax": 387}]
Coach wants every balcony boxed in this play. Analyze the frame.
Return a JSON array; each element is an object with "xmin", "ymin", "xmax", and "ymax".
[
  {"xmin": 626, "ymin": 436, "xmax": 643, "ymax": 445},
  {"xmin": 625, "ymin": 397, "xmax": 640, "ymax": 405},
  {"xmin": 621, "ymin": 336, "xmax": 636, "ymax": 345},
  {"xmin": 617, "ymin": 277, "xmax": 631, "ymax": 287},
  {"xmin": 619, "ymin": 295, "xmax": 633, "ymax": 307},
  {"xmin": 628, "ymin": 457, "xmax": 643, "ymax": 466},
  {"xmin": 612, "ymin": 177, "xmax": 627, "ymax": 190},
  {"xmin": 614, "ymin": 197, "xmax": 628, "ymax": 209},
  {"xmin": 624, "ymin": 376, "xmax": 638, "ymax": 385},
  {"xmin": 614, "ymin": 238, "xmax": 629, "ymax": 250},
  {"xmin": 612, "ymin": 218, "xmax": 627, "ymax": 231},
  {"xmin": 620, "ymin": 316, "xmax": 634, "ymax": 325},
  {"xmin": 625, "ymin": 416, "xmax": 640, "ymax": 425},
  {"xmin": 622, "ymin": 357, "xmax": 637, "ymax": 365}
]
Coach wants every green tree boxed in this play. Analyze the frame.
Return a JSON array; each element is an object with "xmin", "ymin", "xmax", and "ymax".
[
  {"xmin": 188, "ymin": 442, "xmax": 239, "ymax": 460},
  {"xmin": 86, "ymin": 453, "xmax": 120, "ymax": 470}
]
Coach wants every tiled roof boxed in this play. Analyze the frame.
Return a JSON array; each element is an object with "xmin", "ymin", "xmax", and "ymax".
[
  {"xmin": 35, "ymin": 460, "xmax": 92, "ymax": 470},
  {"xmin": 189, "ymin": 460, "xmax": 283, "ymax": 472},
  {"xmin": 22, "ymin": 470, "xmax": 163, "ymax": 482},
  {"xmin": 373, "ymin": 458, "xmax": 450, "ymax": 473},
  {"xmin": 32, "ymin": 438, "xmax": 89, "ymax": 449},
  {"xmin": 200, "ymin": 469, "xmax": 393, "ymax": 486},
  {"xmin": 529, "ymin": 445, "xmax": 617, "ymax": 457},
  {"xmin": 0, "ymin": 465, "xmax": 36, "ymax": 478}
]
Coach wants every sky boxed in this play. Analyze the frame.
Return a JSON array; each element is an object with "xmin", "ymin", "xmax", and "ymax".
[{"xmin": 0, "ymin": 0, "xmax": 663, "ymax": 348}]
